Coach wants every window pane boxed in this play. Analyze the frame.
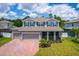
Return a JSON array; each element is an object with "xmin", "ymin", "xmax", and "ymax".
[
  {"xmin": 53, "ymin": 21, "xmax": 57, "ymax": 26},
  {"xmin": 47, "ymin": 22, "xmax": 52, "ymax": 26},
  {"xmin": 37, "ymin": 22, "xmax": 45, "ymax": 26},
  {"xmin": 29, "ymin": 22, "xmax": 35, "ymax": 26},
  {"xmin": 24, "ymin": 22, "xmax": 29, "ymax": 26}
]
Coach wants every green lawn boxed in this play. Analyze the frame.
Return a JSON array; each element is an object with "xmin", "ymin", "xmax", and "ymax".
[
  {"xmin": 35, "ymin": 38, "xmax": 79, "ymax": 56},
  {"xmin": 0, "ymin": 37, "xmax": 12, "ymax": 47}
]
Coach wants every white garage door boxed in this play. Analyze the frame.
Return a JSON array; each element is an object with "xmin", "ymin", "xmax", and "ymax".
[{"xmin": 23, "ymin": 34, "xmax": 39, "ymax": 39}]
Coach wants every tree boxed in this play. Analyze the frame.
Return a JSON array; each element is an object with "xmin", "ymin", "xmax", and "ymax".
[
  {"xmin": 49, "ymin": 13, "xmax": 53, "ymax": 18},
  {"xmin": 54, "ymin": 15, "xmax": 65, "ymax": 29},
  {"xmin": 0, "ymin": 17, "xmax": 6, "ymax": 21},
  {"xmin": 71, "ymin": 28, "xmax": 79, "ymax": 38},
  {"xmin": 23, "ymin": 16, "xmax": 30, "ymax": 20},
  {"xmin": 13, "ymin": 19, "xmax": 23, "ymax": 27}
]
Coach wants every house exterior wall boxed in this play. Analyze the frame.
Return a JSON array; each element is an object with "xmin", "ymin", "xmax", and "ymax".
[
  {"xmin": 23, "ymin": 20, "xmax": 59, "ymax": 27},
  {"xmin": 12, "ymin": 31, "xmax": 40, "ymax": 40},
  {"xmin": 64, "ymin": 21, "xmax": 79, "ymax": 37},
  {"xmin": 12, "ymin": 31, "xmax": 62, "ymax": 40},
  {"xmin": 12, "ymin": 18, "xmax": 62, "ymax": 40},
  {"xmin": 0, "ymin": 21, "xmax": 12, "ymax": 38},
  {"xmin": 0, "ymin": 22, "xmax": 12, "ymax": 29},
  {"xmin": 64, "ymin": 22, "xmax": 79, "ymax": 29},
  {"xmin": 73, "ymin": 22, "xmax": 79, "ymax": 28}
]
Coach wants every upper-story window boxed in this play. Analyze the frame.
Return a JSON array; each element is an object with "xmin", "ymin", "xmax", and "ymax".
[
  {"xmin": 24, "ymin": 21, "xmax": 35, "ymax": 27},
  {"xmin": 53, "ymin": 21, "xmax": 57, "ymax": 26},
  {"xmin": 29, "ymin": 22, "xmax": 35, "ymax": 26},
  {"xmin": 64, "ymin": 23, "xmax": 72, "ymax": 28},
  {"xmin": 47, "ymin": 21, "xmax": 58, "ymax": 26},
  {"xmin": 24, "ymin": 21, "xmax": 29, "ymax": 26},
  {"xmin": 47, "ymin": 22, "xmax": 53, "ymax": 26},
  {"xmin": 37, "ymin": 22, "xmax": 45, "ymax": 26}
]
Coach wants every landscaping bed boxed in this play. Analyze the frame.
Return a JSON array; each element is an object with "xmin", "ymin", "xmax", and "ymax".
[
  {"xmin": 72, "ymin": 38, "xmax": 79, "ymax": 43},
  {"xmin": 35, "ymin": 38, "xmax": 79, "ymax": 56},
  {"xmin": 39, "ymin": 39, "xmax": 62, "ymax": 48},
  {"xmin": 0, "ymin": 37, "xmax": 12, "ymax": 47}
]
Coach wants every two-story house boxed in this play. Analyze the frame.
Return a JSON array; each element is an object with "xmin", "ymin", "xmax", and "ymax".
[
  {"xmin": 12, "ymin": 17, "xmax": 63, "ymax": 41},
  {"xmin": 64, "ymin": 20, "xmax": 79, "ymax": 37},
  {"xmin": 0, "ymin": 20, "xmax": 12, "ymax": 37}
]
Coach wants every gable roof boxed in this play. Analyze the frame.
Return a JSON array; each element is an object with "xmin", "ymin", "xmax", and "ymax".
[{"xmin": 23, "ymin": 17, "xmax": 59, "ymax": 22}]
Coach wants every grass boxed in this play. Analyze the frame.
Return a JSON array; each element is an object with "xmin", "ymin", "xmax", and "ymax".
[
  {"xmin": 0, "ymin": 37, "xmax": 12, "ymax": 47},
  {"xmin": 35, "ymin": 38, "xmax": 79, "ymax": 56}
]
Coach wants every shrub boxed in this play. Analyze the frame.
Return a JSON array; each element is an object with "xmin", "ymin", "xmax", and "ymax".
[
  {"xmin": 48, "ymin": 40, "xmax": 53, "ymax": 44},
  {"xmin": 72, "ymin": 38, "xmax": 79, "ymax": 43},
  {"xmin": 0, "ymin": 35, "xmax": 3, "ymax": 38},
  {"xmin": 39, "ymin": 39, "xmax": 51, "ymax": 48},
  {"xmin": 55, "ymin": 39, "xmax": 62, "ymax": 43}
]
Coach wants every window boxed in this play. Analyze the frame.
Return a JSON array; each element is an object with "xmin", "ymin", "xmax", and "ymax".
[
  {"xmin": 47, "ymin": 21, "xmax": 53, "ymax": 26},
  {"xmin": 53, "ymin": 21, "xmax": 57, "ymax": 26},
  {"xmin": 24, "ymin": 21, "xmax": 35, "ymax": 26},
  {"xmin": 29, "ymin": 22, "xmax": 35, "ymax": 26},
  {"xmin": 37, "ymin": 22, "xmax": 45, "ymax": 26},
  {"xmin": 47, "ymin": 21, "xmax": 57, "ymax": 26},
  {"xmin": 24, "ymin": 22, "xmax": 29, "ymax": 26}
]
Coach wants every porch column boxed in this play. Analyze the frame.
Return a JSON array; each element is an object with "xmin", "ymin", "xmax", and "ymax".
[
  {"xmin": 11, "ymin": 31, "xmax": 13, "ymax": 39},
  {"xmin": 21, "ymin": 32, "xmax": 23, "ymax": 40},
  {"xmin": 23, "ymin": 21, "xmax": 24, "ymax": 27},
  {"xmin": 45, "ymin": 22, "xmax": 47, "ymax": 27},
  {"xmin": 59, "ymin": 32, "xmax": 62, "ymax": 40},
  {"xmin": 35, "ymin": 22, "xmax": 37, "ymax": 27},
  {"xmin": 47, "ymin": 32, "xmax": 49, "ymax": 40},
  {"xmin": 39, "ymin": 32, "xmax": 41, "ymax": 40},
  {"xmin": 54, "ymin": 32, "xmax": 56, "ymax": 41}
]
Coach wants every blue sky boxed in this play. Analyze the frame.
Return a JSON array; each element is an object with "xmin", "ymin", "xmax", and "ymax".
[{"xmin": 0, "ymin": 3, "xmax": 79, "ymax": 20}]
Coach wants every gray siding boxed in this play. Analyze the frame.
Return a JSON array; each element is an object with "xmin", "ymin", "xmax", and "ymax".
[
  {"xmin": 64, "ymin": 22, "xmax": 79, "ymax": 29},
  {"xmin": 0, "ymin": 22, "xmax": 12, "ymax": 29}
]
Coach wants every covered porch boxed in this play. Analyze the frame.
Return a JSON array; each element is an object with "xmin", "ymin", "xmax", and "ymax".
[{"xmin": 40, "ymin": 31, "xmax": 62, "ymax": 41}]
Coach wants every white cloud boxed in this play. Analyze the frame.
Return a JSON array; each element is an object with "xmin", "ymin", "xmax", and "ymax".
[
  {"xmin": 0, "ymin": 3, "xmax": 16, "ymax": 18},
  {"xmin": 17, "ymin": 4, "xmax": 22, "ymax": 10},
  {"xmin": 17, "ymin": 3, "xmax": 79, "ymax": 20},
  {"xmin": 8, "ymin": 11, "xmax": 17, "ymax": 16},
  {"xmin": 0, "ymin": 3, "xmax": 79, "ymax": 20},
  {"xmin": 29, "ymin": 13, "xmax": 38, "ymax": 18},
  {"xmin": 0, "ymin": 3, "xmax": 10, "ymax": 18},
  {"xmin": 18, "ymin": 3, "xmax": 51, "ymax": 13},
  {"xmin": 3, "ymin": 11, "xmax": 18, "ymax": 19},
  {"xmin": 48, "ymin": 4, "xmax": 79, "ymax": 20},
  {"xmin": 22, "ymin": 13, "xmax": 26, "ymax": 16},
  {"xmin": 17, "ymin": 3, "xmax": 51, "ymax": 17},
  {"xmin": 33, "ymin": 4, "xmax": 51, "ymax": 13}
]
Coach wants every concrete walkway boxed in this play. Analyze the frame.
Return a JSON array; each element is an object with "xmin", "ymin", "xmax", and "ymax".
[{"xmin": 0, "ymin": 39, "xmax": 39, "ymax": 56}]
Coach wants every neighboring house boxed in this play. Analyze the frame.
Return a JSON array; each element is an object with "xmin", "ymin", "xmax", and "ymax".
[
  {"xmin": 0, "ymin": 20, "xmax": 13, "ymax": 37},
  {"xmin": 64, "ymin": 20, "xmax": 79, "ymax": 37},
  {"xmin": 12, "ymin": 17, "xmax": 63, "ymax": 41}
]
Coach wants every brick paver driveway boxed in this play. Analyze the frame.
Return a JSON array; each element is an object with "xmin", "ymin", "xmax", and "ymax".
[{"xmin": 0, "ymin": 39, "xmax": 39, "ymax": 56}]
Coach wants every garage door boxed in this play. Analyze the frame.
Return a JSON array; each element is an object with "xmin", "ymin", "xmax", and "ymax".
[
  {"xmin": 23, "ymin": 34, "xmax": 39, "ymax": 39},
  {"xmin": 13, "ymin": 32, "xmax": 21, "ymax": 39}
]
